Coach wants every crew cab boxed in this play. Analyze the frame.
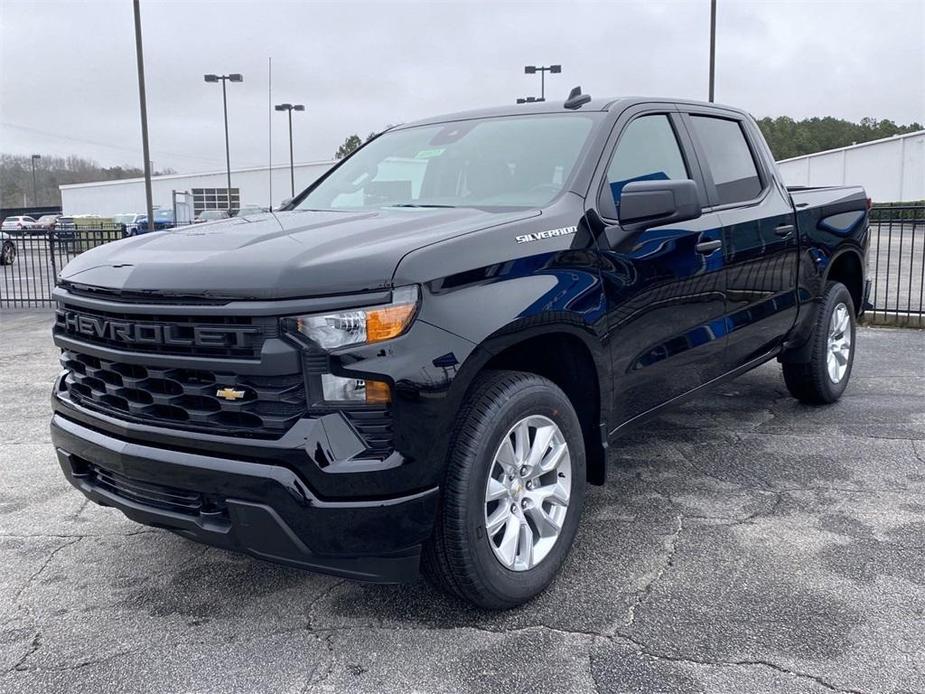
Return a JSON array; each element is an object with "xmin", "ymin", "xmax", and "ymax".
[{"xmin": 50, "ymin": 93, "xmax": 869, "ymax": 608}]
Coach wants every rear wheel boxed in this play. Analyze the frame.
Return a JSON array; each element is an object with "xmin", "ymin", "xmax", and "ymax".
[
  {"xmin": 422, "ymin": 370, "xmax": 586, "ymax": 609},
  {"xmin": 782, "ymin": 281, "xmax": 856, "ymax": 404},
  {"xmin": 0, "ymin": 241, "xmax": 15, "ymax": 265}
]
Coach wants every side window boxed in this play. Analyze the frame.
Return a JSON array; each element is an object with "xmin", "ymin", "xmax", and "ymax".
[
  {"xmin": 606, "ymin": 115, "xmax": 688, "ymax": 210},
  {"xmin": 689, "ymin": 116, "xmax": 762, "ymax": 205}
]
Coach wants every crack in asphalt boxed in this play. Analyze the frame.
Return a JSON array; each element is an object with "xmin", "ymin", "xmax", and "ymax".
[
  {"xmin": 912, "ymin": 439, "xmax": 925, "ymax": 465},
  {"xmin": 609, "ymin": 631, "xmax": 870, "ymax": 694},
  {"xmin": 10, "ymin": 648, "xmax": 138, "ymax": 674},
  {"xmin": 622, "ymin": 513, "xmax": 684, "ymax": 630},
  {"xmin": 11, "ymin": 537, "xmax": 80, "ymax": 605},
  {"xmin": 6, "ymin": 633, "xmax": 40, "ymax": 674},
  {"xmin": 0, "ymin": 529, "xmax": 161, "ymax": 539}
]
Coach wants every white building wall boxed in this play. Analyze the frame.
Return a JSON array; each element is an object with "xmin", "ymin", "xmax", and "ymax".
[
  {"xmin": 777, "ymin": 130, "xmax": 925, "ymax": 202},
  {"xmin": 60, "ymin": 161, "xmax": 336, "ymax": 216}
]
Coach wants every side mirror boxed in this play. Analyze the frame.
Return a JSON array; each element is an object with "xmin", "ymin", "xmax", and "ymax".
[{"xmin": 617, "ymin": 179, "xmax": 702, "ymax": 231}]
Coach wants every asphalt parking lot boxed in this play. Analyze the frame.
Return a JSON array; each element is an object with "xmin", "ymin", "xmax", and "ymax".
[{"xmin": 1, "ymin": 311, "xmax": 923, "ymax": 694}]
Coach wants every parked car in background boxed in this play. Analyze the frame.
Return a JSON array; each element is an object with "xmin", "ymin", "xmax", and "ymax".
[
  {"xmin": 136, "ymin": 209, "xmax": 176, "ymax": 233},
  {"xmin": 1, "ymin": 216, "xmax": 37, "ymax": 233},
  {"xmin": 194, "ymin": 209, "xmax": 231, "ymax": 223},
  {"xmin": 112, "ymin": 213, "xmax": 145, "ymax": 236},
  {"xmin": 0, "ymin": 232, "xmax": 16, "ymax": 265},
  {"xmin": 35, "ymin": 214, "xmax": 61, "ymax": 231},
  {"xmin": 234, "ymin": 204, "xmax": 269, "ymax": 217}
]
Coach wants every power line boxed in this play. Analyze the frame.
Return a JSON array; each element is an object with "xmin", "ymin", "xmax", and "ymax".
[{"xmin": 0, "ymin": 120, "xmax": 264, "ymax": 168}]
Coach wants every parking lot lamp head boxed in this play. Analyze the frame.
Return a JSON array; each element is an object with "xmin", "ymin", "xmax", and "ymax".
[
  {"xmin": 204, "ymin": 74, "xmax": 219, "ymax": 83},
  {"xmin": 522, "ymin": 63, "xmax": 562, "ymax": 100}
]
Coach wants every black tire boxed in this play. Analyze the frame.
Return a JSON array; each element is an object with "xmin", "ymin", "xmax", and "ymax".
[
  {"xmin": 782, "ymin": 281, "xmax": 856, "ymax": 404},
  {"xmin": 0, "ymin": 241, "xmax": 15, "ymax": 266},
  {"xmin": 422, "ymin": 370, "xmax": 586, "ymax": 609}
]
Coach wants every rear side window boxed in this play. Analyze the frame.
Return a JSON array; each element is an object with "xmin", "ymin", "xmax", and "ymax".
[
  {"xmin": 606, "ymin": 115, "xmax": 688, "ymax": 207},
  {"xmin": 689, "ymin": 116, "xmax": 762, "ymax": 205}
]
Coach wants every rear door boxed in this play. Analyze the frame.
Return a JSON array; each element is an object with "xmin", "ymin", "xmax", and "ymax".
[
  {"xmin": 682, "ymin": 110, "xmax": 799, "ymax": 370},
  {"xmin": 592, "ymin": 106, "xmax": 728, "ymax": 428}
]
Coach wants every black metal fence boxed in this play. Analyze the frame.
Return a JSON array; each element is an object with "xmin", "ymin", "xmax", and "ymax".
[
  {"xmin": 0, "ymin": 229, "xmax": 125, "ymax": 309},
  {"xmin": 867, "ymin": 203, "xmax": 925, "ymax": 328},
  {"xmin": 1, "ymin": 209, "xmax": 924, "ymax": 326}
]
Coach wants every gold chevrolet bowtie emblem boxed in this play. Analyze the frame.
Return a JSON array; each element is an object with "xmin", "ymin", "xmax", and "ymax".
[{"xmin": 215, "ymin": 387, "xmax": 246, "ymax": 401}]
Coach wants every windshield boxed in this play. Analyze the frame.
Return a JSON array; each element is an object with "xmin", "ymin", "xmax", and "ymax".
[{"xmin": 295, "ymin": 113, "xmax": 600, "ymax": 211}]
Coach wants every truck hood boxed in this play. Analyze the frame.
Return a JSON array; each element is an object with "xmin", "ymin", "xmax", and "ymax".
[{"xmin": 59, "ymin": 207, "xmax": 538, "ymax": 300}]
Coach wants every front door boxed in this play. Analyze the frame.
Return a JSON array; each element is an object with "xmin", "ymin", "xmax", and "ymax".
[{"xmin": 595, "ymin": 111, "xmax": 728, "ymax": 428}]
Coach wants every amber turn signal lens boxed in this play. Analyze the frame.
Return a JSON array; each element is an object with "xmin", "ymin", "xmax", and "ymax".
[
  {"xmin": 364, "ymin": 379, "xmax": 391, "ymax": 404},
  {"xmin": 366, "ymin": 303, "xmax": 417, "ymax": 344}
]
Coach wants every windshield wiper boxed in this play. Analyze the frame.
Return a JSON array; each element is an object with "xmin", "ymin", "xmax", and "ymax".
[{"xmin": 386, "ymin": 203, "xmax": 457, "ymax": 208}]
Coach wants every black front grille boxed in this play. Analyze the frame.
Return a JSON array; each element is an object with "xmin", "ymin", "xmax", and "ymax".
[
  {"xmin": 61, "ymin": 349, "xmax": 306, "ymax": 438},
  {"xmin": 76, "ymin": 460, "xmax": 226, "ymax": 518},
  {"xmin": 92, "ymin": 465, "xmax": 206, "ymax": 515},
  {"xmin": 54, "ymin": 305, "xmax": 274, "ymax": 359}
]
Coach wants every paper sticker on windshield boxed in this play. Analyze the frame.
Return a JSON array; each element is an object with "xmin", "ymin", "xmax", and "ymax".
[
  {"xmin": 515, "ymin": 225, "xmax": 578, "ymax": 244},
  {"xmin": 415, "ymin": 148, "xmax": 445, "ymax": 159}
]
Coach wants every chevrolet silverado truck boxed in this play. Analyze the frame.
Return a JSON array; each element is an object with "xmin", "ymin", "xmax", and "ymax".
[{"xmin": 50, "ymin": 92, "xmax": 870, "ymax": 608}]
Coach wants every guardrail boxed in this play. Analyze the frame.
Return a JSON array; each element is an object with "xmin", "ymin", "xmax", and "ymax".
[{"xmin": 867, "ymin": 203, "xmax": 925, "ymax": 328}]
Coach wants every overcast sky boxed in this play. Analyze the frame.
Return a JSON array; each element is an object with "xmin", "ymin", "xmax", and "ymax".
[{"xmin": 1, "ymin": 0, "xmax": 923, "ymax": 173}]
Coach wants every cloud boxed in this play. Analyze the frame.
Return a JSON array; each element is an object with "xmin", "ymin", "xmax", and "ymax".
[{"xmin": 1, "ymin": 0, "xmax": 922, "ymax": 172}]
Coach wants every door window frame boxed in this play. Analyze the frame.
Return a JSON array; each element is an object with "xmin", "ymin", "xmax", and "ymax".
[
  {"xmin": 588, "ymin": 104, "xmax": 711, "ymax": 225},
  {"xmin": 678, "ymin": 108, "xmax": 771, "ymax": 212}
]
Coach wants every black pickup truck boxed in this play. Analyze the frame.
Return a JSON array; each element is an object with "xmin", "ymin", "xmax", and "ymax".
[{"xmin": 50, "ymin": 93, "xmax": 869, "ymax": 608}]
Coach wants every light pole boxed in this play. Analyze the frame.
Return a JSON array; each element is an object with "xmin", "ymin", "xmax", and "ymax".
[
  {"xmin": 204, "ymin": 72, "xmax": 243, "ymax": 213},
  {"xmin": 708, "ymin": 0, "xmax": 717, "ymax": 102},
  {"xmin": 274, "ymin": 103, "xmax": 305, "ymax": 198},
  {"xmin": 524, "ymin": 64, "xmax": 561, "ymax": 101},
  {"xmin": 133, "ymin": 0, "xmax": 154, "ymax": 231},
  {"xmin": 30, "ymin": 155, "xmax": 40, "ymax": 206}
]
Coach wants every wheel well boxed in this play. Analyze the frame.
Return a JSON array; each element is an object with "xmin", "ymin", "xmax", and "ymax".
[
  {"xmin": 827, "ymin": 251, "xmax": 864, "ymax": 315},
  {"xmin": 483, "ymin": 333, "xmax": 606, "ymax": 485}
]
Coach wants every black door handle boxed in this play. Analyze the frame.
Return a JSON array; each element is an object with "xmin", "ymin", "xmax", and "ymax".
[
  {"xmin": 695, "ymin": 239, "xmax": 722, "ymax": 253},
  {"xmin": 774, "ymin": 224, "xmax": 795, "ymax": 238}
]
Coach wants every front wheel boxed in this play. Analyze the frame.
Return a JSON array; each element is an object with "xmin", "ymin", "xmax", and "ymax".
[
  {"xmin": 782, "ymin": 281, "xmax": 856, "ymax": 404},
  {"xmin": 0, "ymin": 241, "xmax": 15, "ymax": 265},
  {"xmin": 423, "ymin": 370, "xmax": 586, "ymax": 609}
]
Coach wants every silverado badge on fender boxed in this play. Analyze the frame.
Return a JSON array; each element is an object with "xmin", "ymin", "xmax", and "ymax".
[
  {"xmin": 515, "ymin": 225, "xmax": 578, "ymax": 244},
  {"xmin": 215, "ymin": 387, "xmax": 246, "ymax": 401}
]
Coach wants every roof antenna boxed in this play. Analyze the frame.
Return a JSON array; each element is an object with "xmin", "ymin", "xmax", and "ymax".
[{"xmin": 564, "ymin": 86, "xmax": 591, "ymax": 110}]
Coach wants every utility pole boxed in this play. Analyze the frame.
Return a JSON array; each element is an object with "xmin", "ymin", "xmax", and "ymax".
[
  {"xmin": 133, "ymin": 0, "xmax": 154, "ymax": 231},
  {"xmin": 30, "ymin": 155, "xmax": 40, "ymax": 206},
  {"xmin": 708, "ymin": 0, "xmax": 717, "ymax": 102}
]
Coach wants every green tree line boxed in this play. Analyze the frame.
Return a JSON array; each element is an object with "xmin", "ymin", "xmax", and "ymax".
[
  {"xmin": 756, "ymin": 116, "xmax": 922, "ymax": 160},
  {"xmin": 0, "ymin": 154, "xmax": 174, "ymax": 208}
]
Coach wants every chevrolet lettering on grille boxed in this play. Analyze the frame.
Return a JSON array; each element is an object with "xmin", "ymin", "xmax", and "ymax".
[{"xmin": 59, "ymin": 311, "xmax": 259, "ymax": 348}]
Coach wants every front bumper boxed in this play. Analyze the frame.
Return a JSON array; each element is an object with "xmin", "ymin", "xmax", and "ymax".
[{"xmin": 51, "ymin": 413, "xmax": 438, "ymax": 583}]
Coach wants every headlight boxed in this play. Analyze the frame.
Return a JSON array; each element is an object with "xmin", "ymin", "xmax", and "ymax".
[{"xmin": 281, "ymin": 285, "xmax": 419, "ymax": 350}]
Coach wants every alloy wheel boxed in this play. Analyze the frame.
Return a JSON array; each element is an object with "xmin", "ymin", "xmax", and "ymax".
[
  {"xmin": 826, "ymin": 302, "xmax": 852, "ymax": 383},
  {"xmin": 484, "ymin": 415, "xmax": 572, "ymax": 571}
]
